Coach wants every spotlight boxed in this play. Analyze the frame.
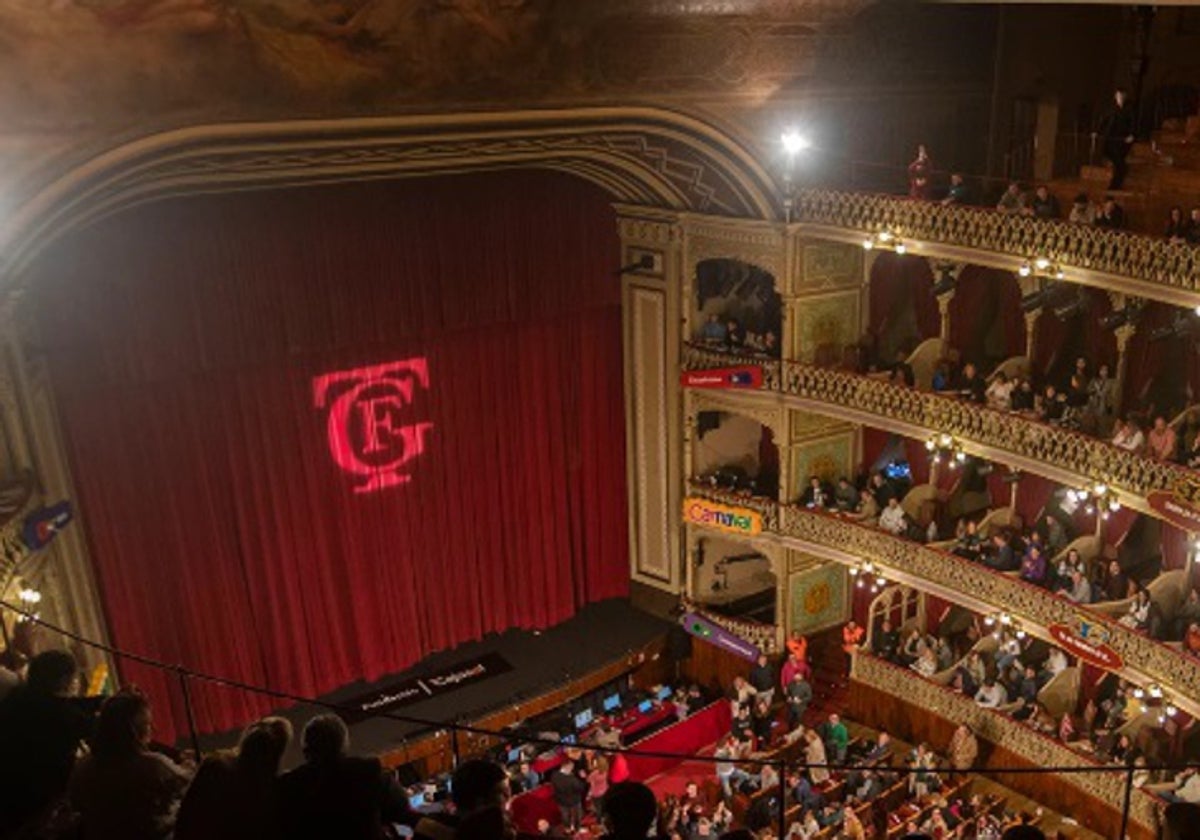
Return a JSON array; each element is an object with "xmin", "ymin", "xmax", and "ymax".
[{"xmin": 781, "ymin": 130, "xmax": 811, "ymax": 155}]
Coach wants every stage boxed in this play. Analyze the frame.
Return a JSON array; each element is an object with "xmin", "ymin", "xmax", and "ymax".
[{"xmin": 194, "ymin": 598, "xmax": 671, "ymax": 770}]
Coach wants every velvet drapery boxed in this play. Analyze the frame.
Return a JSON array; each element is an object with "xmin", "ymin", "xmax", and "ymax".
[
  {"xmin": 947, "ymin": 267, "xmax": 1024, "ymax": 369},
  {"xmin": 30, "ymin": 172, "xmax": 630, "ymax": 740},
  {"xmin": 867, "ymin": 253, "xmax": 939, "ymax": 364}
]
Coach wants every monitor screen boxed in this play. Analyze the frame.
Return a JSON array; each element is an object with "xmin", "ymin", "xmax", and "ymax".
[
  {"xmin": 638, "ymin": 699, "xmax": 653, "ymax": 714},
  {"xmin": 506, "ymin": 748, "xmax": 522, "ymax": 764},
  {"xmin": 561, "ymin": 734, "xmax": 577, "ymax": 745},
  {"xmin": 574, "ymin": 708, "xmax": 594, "ymax": 730},
  {"xmin": 654, "ymin": 685, "xmax": 672, "ymax": 700},
  {"xmin": 409, "ymin": 794, "xmax": 425, "ymax": 810},
  {"xmin": 602, "ymin": 693, "xmax": 621, "ymax": 712},
  {"xmin": 884, "ymin": 460, "xmax": 912, "ymax": 481}
]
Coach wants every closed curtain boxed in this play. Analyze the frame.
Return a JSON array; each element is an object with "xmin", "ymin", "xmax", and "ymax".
[{"xmin": 29, "ymin": 172, "xmax": 630, "ymax": 740}]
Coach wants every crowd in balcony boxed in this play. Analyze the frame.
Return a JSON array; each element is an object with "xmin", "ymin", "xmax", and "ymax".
[{"xmin": 697, "ymin": 314, "xmax": 781, "ymax": 360}]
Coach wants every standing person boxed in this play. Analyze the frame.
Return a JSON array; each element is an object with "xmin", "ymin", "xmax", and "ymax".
[
  {"xmin": 1102, "ymin": 89, "xmax": 1137, "ymax": 191},
  {"xmin": 748, "ymin": 653, "xmax": 775, "ymax": 707},
  {"xmin": 275, "ymin": 714, "xmax": 410, "ymax": 840},
  {"xmin": 176, "ymin": 716, "xmax": 293, "ymax": 840},
  {"xmin": 550, "ymin": 759, "xmax": 588, "ymax": 833},
  {"xmin": 948, "ymin": 724, "xmax": 978, "ymax": 779},
  {"xmin": 0, "ymin": 650, "xmax": 96, "ymax": 836},
  {"xmin": 785, "ymin": 672, "xmax": 813, "ymax": 729},
  {"xmin": 908, "ymin": 145, "xmax": 933, "ymax": 199},
  {"xmin": 804, "ymin": 729, "xmax": 830, "ymax": 784},
  {"xmin": 842, "ymin": 620, "xmax": 864, "ymax": 676},
  {"xmin": 69, "ymin": 691, "xmax": 192, "ymax": 840}
]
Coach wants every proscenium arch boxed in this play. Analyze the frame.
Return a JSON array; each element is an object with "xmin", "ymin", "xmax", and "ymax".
[{"xmin": 1, "ymin": 106, "xmax": 782, "ymax": 289}]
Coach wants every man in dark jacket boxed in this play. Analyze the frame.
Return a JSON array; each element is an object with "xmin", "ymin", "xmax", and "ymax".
[
  {"xmin": 550, "ymin": 759, "xmax": 589, "ymax": 832},
  {"xmin": 747, "ymin": 653, "xmax": 775, "ymax": 706},
  {"xmin": 276, "ymin": 714, "xmax": 411, "ymax": 840},
  {"xmin": 1102, "ymin": 89, "xmax": 1137, "ymax": 190}
]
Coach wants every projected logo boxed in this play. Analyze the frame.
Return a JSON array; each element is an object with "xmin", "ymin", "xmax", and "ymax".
[{"xmin": 312, "ymin": 358, "xmax": 434, "ymax": 493}]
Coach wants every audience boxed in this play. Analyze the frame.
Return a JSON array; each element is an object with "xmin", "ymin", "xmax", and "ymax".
[
  {"xmin": 1068, "ymin": 192, "xmax": 1095, "ymax": 225},
  {"xmin": 1025, "ymin": 185, "xmax": 1059, "ymax": 220},
  {"xmin": 1095, "ymin": 196, "xmax": 1125, "ymax": 229},
  {"xmin": 995, "ymin": 182, "xmax": 1025, "ymax": 215}
]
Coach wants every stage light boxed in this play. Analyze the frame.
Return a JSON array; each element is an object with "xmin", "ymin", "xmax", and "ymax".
[{"xmin": 781, "ymin": 130, "xmax": 811, "ymax": 155}]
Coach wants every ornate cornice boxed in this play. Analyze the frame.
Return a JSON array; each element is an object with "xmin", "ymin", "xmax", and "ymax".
[
  {"xmin": 686, "ymin": 482, "xmax": 1200, "ymax": 718},
  {"xmin": 682, "ymin": 344, "xmax": 1195, "ymax": 521},
  {"xmin": 3, "ymin": 107, "xmax": 781, "ymax": 288},
  {"xmin": 791, "ymin": 189, "xmax": 1200, "ymax": 309},
  {"xmin": 853, "ymin": 654, "xmax": 1159, "ymax": 836}
]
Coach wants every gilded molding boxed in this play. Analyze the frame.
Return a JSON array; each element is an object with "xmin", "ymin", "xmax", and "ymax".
[
  {"xmin": 853, "ymin": 654, "xmax": 1159, "ymax": 835},
  {"xmin": 687, "ymin": 481, "xmax": 1200, "ymax": 718},
  {"xmin": 791, "ymin": 189, "xmax": 1200, "ymax": 308}
]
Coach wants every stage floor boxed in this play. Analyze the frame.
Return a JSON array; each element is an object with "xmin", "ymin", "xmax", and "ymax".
[{"xmin": 195, "ymin": 598, "xmax": 670, "ymax": 768}]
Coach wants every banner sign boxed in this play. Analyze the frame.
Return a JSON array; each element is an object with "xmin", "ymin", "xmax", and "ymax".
[
  {"xmin": 1048, "ymin": 619, "xmax": 1124, "ymax": 671},
  {"xmin": 680, "ymin": 612, "xmax": 762, "ymax": 662},
  {"xmin": 683, "ymin": 497, "xmax": 763, "ymax": 536},
  {"xmin": 1147, "ymin": 490, "xmax": 1200, "ymax": 533},
  {"xmin": 22, "ymin": 500, "xmax": 73, "ymax": 551},
  {"xmin": 680, "ymin": 366, "xmax": 763, "ymax": 390},
  {"xmin": 342, "ymin": 652, "xmax": 513, "ymax": 722}
]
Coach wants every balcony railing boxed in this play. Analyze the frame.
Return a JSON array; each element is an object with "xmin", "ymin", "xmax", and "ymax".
[
  {"xmin": 683, "ymin": 344, "xmax": 1200, "ymax": 519},
  {"xmin": 791, "ymin": 188, "xmax": 1200, "ymax": 305},
  {"xmin": 686, "ymin": 483, "xmax": 1200, "ymax": 718},
  {"xmin": 852, "ymin": 653, "xmax": 1159, "ymax": 838}
]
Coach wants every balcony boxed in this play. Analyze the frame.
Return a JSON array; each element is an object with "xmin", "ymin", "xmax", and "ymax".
[
  {"xmin": 685, "ymin": 482, "xmax": 1200, "ymax": 718},
  {"xmin": 682, "ymin": 344, "xmax": 1200, "ymax": 521},
  {"xmin": 791, "ymin": 188, "xmax": 1200, "ymax": 308}
]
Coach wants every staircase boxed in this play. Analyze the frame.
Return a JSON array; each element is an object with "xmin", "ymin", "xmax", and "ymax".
[
  {"xmin": 802, "ymin": 627, "xmax": 850, "ymax": 724},
  {"xmin": 1050, "ymin": 112, "xmax": 1200, "ymax": 235}
]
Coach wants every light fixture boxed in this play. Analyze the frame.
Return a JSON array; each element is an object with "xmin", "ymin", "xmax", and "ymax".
[
  {"xmin": 861, "ymin": 230, "xmax": 910, "ymax": 255},
  {"xmin": 1068, "ymin": 482, "xmax": 1119, "ymax": 521},
  {"xmin": 926, "ymin": 434, "xmax": 966, "ymax": 468},
  {"xmin": 781, "ymin": 130, "xmax": 811, "ymax": 155},
  {"xmin": 18, "ymin": 589, "xmax": 41, "ymax": 605},
  {"xmin": 849, "ymin": 561, "xmax": 888, "ymax": 594},
  {"xmin": 1034, "ymin": 257, "xmax": 1051, "ymax": 271},
  {"xmin": 1018, "ymin": 263, "xmax": 1032, "ymax": 278}
]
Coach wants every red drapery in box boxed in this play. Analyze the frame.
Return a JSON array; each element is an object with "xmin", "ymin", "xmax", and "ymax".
[{"xmin": 29, "ymin": 172, "xmax": 630, "ymax": 740}]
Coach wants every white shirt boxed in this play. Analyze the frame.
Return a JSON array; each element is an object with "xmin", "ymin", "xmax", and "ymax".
[
  {"xmin": 975, "ymin": 684, "xmax": 1006, "ymax": 708},
  {"xmin": 879, "ymin": 503, "xmax": 906, "ymax": 535},
  {"xmin": 1045, "ymin": 650, "xmax": 1068, "ymax": 676}
]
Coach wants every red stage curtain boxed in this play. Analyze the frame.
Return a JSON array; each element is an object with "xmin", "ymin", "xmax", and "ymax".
[
  {"xmin": 948, "ymin": 267, "xmax": 1024, "ymax": 368},
  {"xmin": 867, "ymin": 254, "xmax": 938, "ymax": 362},
  {"xmin": 29, "ymin": 172, "xmax": 630, "ymax": 740}
]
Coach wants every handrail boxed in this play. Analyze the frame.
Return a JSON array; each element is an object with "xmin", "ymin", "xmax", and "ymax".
[
  {"xmin": 685, "ymin": 482, "xmax": 1200, "ymax": 719},
  {"xmin": 852, "ymin": 653, "xmax": 1159, "ymax": 837},
  {"xmin": 683, "ymin": 344, "xmax": 1199, "ymax": 521},
  {"xmin": 790, "ymin": 188, "xmax": 1200, "ymax": 307}
]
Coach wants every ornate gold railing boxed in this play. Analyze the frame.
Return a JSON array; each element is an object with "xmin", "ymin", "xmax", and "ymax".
[
  {"xmin": 793, "ymin": 188, "xmax": 1200, "ymax": 303},
  {"xmin": 683, "ymin": 344, "xmax": 1200, "ymax": 517},
  {"xmin": 853, "ymin": 654, "xmax": 1159, "ymax": 837},
  {"xmin": 687, "ymin": 483, "xmax": 1200, "ymax": 715}
]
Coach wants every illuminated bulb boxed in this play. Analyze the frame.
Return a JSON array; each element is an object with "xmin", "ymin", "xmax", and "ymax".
[
  {"xmin": 931, "ymin": 455, "xmax": 941, "ymax": 465},
  {"xmin": 1055, "ymin": 270, "xmax": 1065, "ymax": 281},
  {"xmin": 1094, "ymin": 483, "xmax": 1108, "ymax": 496},
  {"xmin": 849, "ymin": 567, "xmax": 860, "ymax": 576},
  {"xmin": 1065, "ymin": 489, "xmax": 1078, "ymax": 503},
  {"xmin": 879, "ymin": 231, "xmax": 893, "ymax": 242},
  {"xmin": 1000, "ymin": 613, "xmax": 1012, "ymax": 626},
  {"xmin": 1151, "ymin": 684, "xmax": 1164, "ymax": 699},
  {"xmin": 1101, "ymin": 511, "xmax": 1110, "ymax": 521},
  {"xmin": 18, "ymin": 589, "xmax": 41, "ymax": 604},
  {"xmin": 1133, "ymin": 687, "xmax": 1146, "ymax": 700},
  {"xmin": 1109, "ymin": 499, "xmax": 1121, "ymax": 511},
  {"xmin": 1085, "ymin": 504, "xmax": 1095, "ymax": 515},
  {"xmin": 1167, "ymin": 704, "xmax": 1178, "ymax": 718},
  {"xmin": 1018, "ymin": 263, "xmax": 1032, "ymax": 278},
  {"xmin": 862, "ymin": 238, "xmax": 874, "ymax": 250},
  {"xmin": 956, "ymin": 450, "xmax": 967, "ymax": 462},
  {"xmin": 984, "ymin": 616, "xmax": 996, "ymax": 626},
  {"xmin": 925, "ymin": 439, "xmax": 937, "ymax": 451},
  {"xmin": 894, "ymin": 242, "xmax": 907, "ymax": 255},
  {"xmin": 1195, "ymin": 305, "xmax": 1200, "ymax": 317},
  {"xmin": 780, "ymin": 130, "xmax": 811, "ymax": 155},
  {"xmin": 940, "ymin": 433, "xmax": 953, "ymax": 448},
  {"xmin": 855, "ymin": 579, "xmax": 864, "ymax": 589},
  {"xmin": 1035, "ymin": 257, "xmax": 1050, "ymax": 271},
  {"xmin": 863, "ymin": 561, "xmax": 875, "ymax": 574},
  {"xmin": 1015, "ymin": 628, "xmax": 1027, "ymax": 640}
]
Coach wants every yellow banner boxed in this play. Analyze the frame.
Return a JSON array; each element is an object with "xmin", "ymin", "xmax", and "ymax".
[{"xmin": 682, "ymin": 497, "xmax": 763, "ymax": 535}]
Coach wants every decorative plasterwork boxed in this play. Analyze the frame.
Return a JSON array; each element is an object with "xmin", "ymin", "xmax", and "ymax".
[
  {"xmin": 686, "ymin": 389, "xmax": 784, "ymax": 440},
  {"xmin": 682, "ymin": 215, "xmax": 786, "ymax": 281},
  {"xmin": 791, "ymin": 189, "xmax": 1200, "ymax": 309},
  {"xmin": 686, "ymin": 481, "xmax": 1200, "ymax": 719},
  {"xmin": 854, "ymin": 654, "xmax": 1158, "ymax": 836},
  {"xmin": 2, "ymin": 107, "xmax": 781, "ymax": 289},
  {"xmin": 681, "ymin": 344, "xmax": 1196, "ymax": 520}
]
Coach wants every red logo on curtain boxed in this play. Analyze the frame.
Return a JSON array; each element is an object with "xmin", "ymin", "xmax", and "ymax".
[{"xmin": 312, "ymin": 358, "xmax": 434, "ymax": 493}]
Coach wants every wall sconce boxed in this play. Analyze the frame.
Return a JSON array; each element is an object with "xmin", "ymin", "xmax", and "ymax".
[
  {"xmin": 1018, "ymin": 256, "xmax": 1065, "ymax": 282},
  {"xmin": 1065, "ymin": 483, "xmax": 1120, "ymax": 520},
  {"xmin": 984, "ymin": 612, "xmax": 1027, "ymax": 640},
  {"xmin": 925, "ymin": 434, "xmax": 967, "ymax": 468},
  {"xmin": 862, "ymin": 230, "xmax": 908, "ymax": 255},
  {"xmin": 849, "ymin": 561, "xmax": 888, "ymax": 594}
]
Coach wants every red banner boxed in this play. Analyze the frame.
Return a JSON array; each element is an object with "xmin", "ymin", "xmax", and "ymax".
[
  {"xmin": 1048, "ymin": 621, "xmax": 1124, "ymax": 671},
  {"xmin": 1147, "ymin": 490, "xmax": 1200, "ymax": 534},
  {"xmin": 680, "ymin": 366, "xmax": 763, "ymax": 389}
]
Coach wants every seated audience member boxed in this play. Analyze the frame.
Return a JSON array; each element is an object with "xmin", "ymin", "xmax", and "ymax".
[
  {"xmin": 0, "ymin": 650, "xmax": 96, "ymax": 836},
  {"xmin": 870, "ymin": 471, "xmax": 897, "ymax": 507},
  {"xmin": 1148, "ymin": 415, "xmax": 1177, "ymax": 460},
  {"xmin": 602, "ymin": 781, "xmax": 659, "ymax": 840},
  {"xmin": 1174, "ymin": 589, "xmax": 1200, "ymax": 640},
  {"xmin": 1036, "ymin": 385, "xmax": 1066, "ymax": 424},
  {"xmin": 850, "ymin": 487, "xmax": 880, "ymax": 524},
  {"xmin": 276, "ymin": 714, "xmax": 409, "ymax": 840},
  {"xmin": 714, "ymin": 736, "xmax": 751, "ymax": 800},
  {"xmin": 801, "ymin": 476, "xmax": 833, "ymax": 509},
  {"xmin": 879, "ymin": 496, "xmax": 907, "ymax": 535},
  {"xmin": 1068, "ymin": 192, "xmax": 1095, "ymax": 225},
  {"xmin": 983, "ymin": 532, "xmax": 1018, "ymax": 572},
  {"xmin": 1026, "ymin": 185, "xmax": 1060, "ymax": 219},
  {"xmin": 1062, "ymin": 569, "xmax": 1093, "ymax": 604},
  {"xmin": 890, "ymin": 350, "xmax": 915, "ymax": 387},
  {"xmin": 1100, "ymin": 559, "xmax": 1131, "ymax": 602},
  {"xmin": 1087, "ymin": 364, "xmax": 1114, "ymax": 427},
  {"xmin": 1119, "ymin": 588, "xmax": 1152, "ymax": 632},
  {"xmin": 700, "ymin": 313, "xmax": 726, "ymax": 345},
  {"xmin": 454, "ymin": 760, "xmax": 518, "ymax": 840},
  {"xmin": 1166, "ymin": 206, "xmax": 1188, "ymax": 242},
  {"xmin": 953, "ymin": 362, "xmax": 987, "ymax": 404},
  {"xmin": 834, "ymin": 476, "xmax": 857, "ymax": 512},
  {"xmin": 69, "ymin": 691, "xmax": 192, "ymax": 840},
  {"xmin": 1111, "ymin": 417, "xmax": 1144, "ymax": 452},
  {"xmin": 942, "ymin": 172, "xmax": 969, "ymax": 206},
  {"xmin": 986, "ymin": 371, "xmax": 1015, "ymax": 411},
  {"xmin": 873, "ymin": 619, "xmax": 900, "ymax": 662},
  {"xmin": 1019, "ymin": 544, "xmax": 1047, "ymax": 585},
  {"xmin": 1010, "ymin": 378, "xmax": 1036, "ymax": 413},
  {"xmin": 1187, "ymin": 207, "xmax": 1200, "ymax": 245},
  {"xmin": 761, "ymin": 330, "xmax": 781, "ymax": 359},
  {"xmin": 724, "ymin": 318, "xmax": 744, "ymax": 350},
  {"xmin": 1162, "ymin": 769, "xmax": 1200, "ymax": 804},
  {"xmin": 907, "ymin": 743, "xmax": 939, "ymax": 797},
  {"xmin": 176, "ymin": 716, "xmax": 293, "ymax": 840},
  {"xmin": 995, "ymin": 182, "xmax": 1025, "ymax": 215},
  {"xmin": 974, "ymin": 678, "xmax": 1007, "ymax": 708},
  {"xmin": 953, "ymin": 518, "xmax": 983, "ymax": 560},
  {"xmin": 1185, "ymin": 622, "xmax": 1200, "ymax": 658},
  {"xmin": 1095, "ymin": 196, "xmax": 1125, "ymax": 229},
  {"xmin": 865, "ymin": 731, "xmax": 892, "ymax": 763},
  {"xmin": 1185, "ymin": 428, "xmax": 1200, "ymax": 468},
  {"xmin": 911, "ymin": 646, "xmax": 938, "ymax": 678},
  {"xmin": 931, "ymin": 359, "xmax": 951, "ymax": 392}
]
